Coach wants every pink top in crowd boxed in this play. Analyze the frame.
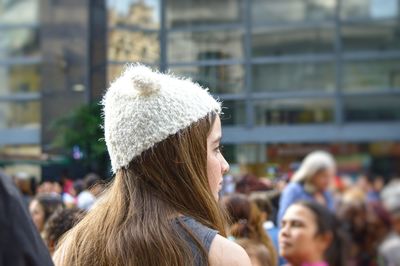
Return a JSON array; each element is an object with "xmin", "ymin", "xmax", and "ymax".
[
  {"xmin": 285, "ymin": 263, "xmax": 329, "ymax": 266},
  {"xmin": 301, "ymin": 262, "xmax": 329, "ymax": 266}
]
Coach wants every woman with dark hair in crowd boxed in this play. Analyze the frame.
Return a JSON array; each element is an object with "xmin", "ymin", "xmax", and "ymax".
[
  {"xmin": 29, "ymin": 193, "xmax": 64, "ymax": 234},
  {"xmin": 224, "ymin": 193, "xmax": 278, "ymax": 266},
  {"xmin": 54, "ymin": 65, "xmax": 251, "ymax": 265},
  {"xmin": 337, "ymin": 188, "xmax": 392, "ymax": 266},
  {"xmin": 279, "ymin": 201, "xmax": 349, "ymax": 266},
  {"xmin": 43, "ymin": 208, "xmax": 85, "ymax": 255}
]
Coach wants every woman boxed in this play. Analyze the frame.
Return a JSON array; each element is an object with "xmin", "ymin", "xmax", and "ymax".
[
  {"xmin": 279, "ymin": 201, "xmax": 348, "ymax": 266},
  {"xmin": 53, "ymin": 65, "xmax": 251, "ymax": 266},
  {"xmin": 337, "ymin": 189, "xmax": 391, "ymax": 266},
  {"xmin": 277, "ymin": 151, "xmax": 336, "ymax": 224},
  {"xmin": 224, "ymin": 194, "xmax": 278, "ymax": 266},
  {"xmin": 236, "ymin": 239, "xmax": 272, "ymax": 266},
  {"xmin": 43, "ymin": 208, "xmax": 86, "ymax": 255},
  {"xmin": 29, "ymin": 193, "xmax": 64, "ymax": 234}
]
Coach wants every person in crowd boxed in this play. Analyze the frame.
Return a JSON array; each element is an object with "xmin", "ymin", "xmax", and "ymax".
[
  {"xmin": 76, "ymin": 173, "xmax": 104, "ymax": 210},
  {"xmin": 13, "ymin": 171, "xmax": 35, "ymax": 206},
  {"xmin": 62, "ymin": 179, "xmax": 84, "ymax": 208},
  {"xmin": 53, "ymin": 65, "xmax": 251, "ymax": 265},
  {"xmin": 250, "ymin": 192, "xmax": 285, "ymax": 265},
  {"xmin": 43, "ymin": 208, "xmax": 86, "ymax": 255},
  {"xmin": 356, "ymin": 174, "xmax": 385, "ymax": 203},
  {"xmin": 224, "ymin": 193, "xmax": 278, "ymax": 266},
  {"xmin": 279, "ymin": 201, "xmax": 349, "ymax": 266},
  {"xmin": 336, "ymin": 187, "xmax": 391, "ymax": 266},
  {"xmin": 37, "ymin": 181, "xmax": 62, "ymax": 195},
  {"xmin": 236, "ymin": 238, "xmax": 272, "ymax": 266},
  {"xmin": 29, "ymin": 193, "xmax": 64, "ymax": 235},
  {"xmin": 250, "ymin": 192, "xmax": 279, "ymax": 230},
  {"xmin": 0, "ymin": 169, "xmax": 53, "ymax": 265},
  {"xmin": 72, "ymin": 179, "xmax": 85, "ymax": 197},
  {"xmin": 379, "ymin": 179, "xmax": 400, "ymax": 266},
  {"xmin": 336, "ymin": 188, "xmax": 368, "ymax": 265},
  {"xmin": 220, "ymin": 173, "xmax": 236, "ymax": 196},
  {"xmin": 369, "ymin": 176, "xmax": 385, "ymax": 202},
  {"xmin": 367, "ymin": 202, "xmax": 392, "ymax": 263},
  {"xmin": 59, "ymin": 169, "xmax": 74, "ymax": 195},
  {"xmin": 277, "ymin": 151, "xmax": 336, "ymax": 224},
  {"xmin": 236, "ymin": 173, "xmax": 271, "ymax": 194}
]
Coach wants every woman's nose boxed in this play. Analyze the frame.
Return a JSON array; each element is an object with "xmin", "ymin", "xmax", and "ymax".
[
  {"xmin": 221, "ymin": 156, "xmax": 230, "ymax": 174},
  {"xmin": 280, "ymin": 224, "xmax": 290, "ymax": 236}
]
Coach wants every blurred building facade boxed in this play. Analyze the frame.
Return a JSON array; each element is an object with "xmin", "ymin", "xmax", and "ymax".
[
  {"xmin": 0, "ymin": 0, "xmax": 399, "ymax": 178},
  {"xmin": 0, "ymin": 0, "xmax": 106, "ymax": 178},
  {"xmin": 0, "ymin": 0, "xmax": 42, "ymax": 176},
  {"xmin": 106, "ymin": 0, "xmax": 400, "ymax": 178}
]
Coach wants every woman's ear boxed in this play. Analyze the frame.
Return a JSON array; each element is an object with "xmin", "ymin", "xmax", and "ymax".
[{"xmin": 316, "ymin": 232, "xmax": 333, "ymax": 252}]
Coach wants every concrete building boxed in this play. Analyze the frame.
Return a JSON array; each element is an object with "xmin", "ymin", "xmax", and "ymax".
[{"xmin": 1, "ymin": 0, "xmax": 399, "ymax": 178}]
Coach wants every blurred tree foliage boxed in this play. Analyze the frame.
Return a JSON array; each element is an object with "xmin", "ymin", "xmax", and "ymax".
[{"xmin": 51, "ymin": 102, "xmax": 109, "ymax": 175}]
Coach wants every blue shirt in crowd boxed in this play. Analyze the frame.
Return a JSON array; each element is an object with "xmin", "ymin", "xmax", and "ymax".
[{"xmin": 277, "ymin": 182, "xmax": 335, "ymax": 225}]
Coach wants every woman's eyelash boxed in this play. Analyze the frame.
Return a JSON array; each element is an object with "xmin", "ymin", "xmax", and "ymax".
[{"xmin": 292, "ymin": 221, "xmax": 304, "ymax": 227}]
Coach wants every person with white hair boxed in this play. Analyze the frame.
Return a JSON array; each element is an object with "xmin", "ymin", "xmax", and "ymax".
[
  {"xmin": 277, "ymin": 150, "xmax": 336, "ymax": 224},
  {"xmin": 379, "ymin": 179, "xmax": 400, "ymax": 266}
]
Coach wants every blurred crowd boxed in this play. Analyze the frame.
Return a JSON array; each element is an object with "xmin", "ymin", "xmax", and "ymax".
[
  {"xmin": 219, "ymin": 151, "xmax": 400, "ymax": 266},
  {"xmin": 9, "ymin": 171, "xmax": 105, "ymax": 256},
  {"xmin": 3, "ymin": 149, "xmax": 400, "ymax": 266}
]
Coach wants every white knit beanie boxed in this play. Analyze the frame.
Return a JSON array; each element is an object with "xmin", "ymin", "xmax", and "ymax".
[{"xmin": 102, "ymin": 64, "xmax": 221, "ymax": 173}]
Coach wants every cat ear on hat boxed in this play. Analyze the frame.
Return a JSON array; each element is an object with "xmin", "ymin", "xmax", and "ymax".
[{"xmin": 126, "ymin": 65, "xmax": 161, "ymax": 96}]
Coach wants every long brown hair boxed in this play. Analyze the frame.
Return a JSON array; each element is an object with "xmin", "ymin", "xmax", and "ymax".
[
  {"xmin": 54, "ymin": 112, "xmax": 227, "ymax": 266},
  {"xmin": 224, "ymin": 194, "xmax": 278, "ymax": 266}
]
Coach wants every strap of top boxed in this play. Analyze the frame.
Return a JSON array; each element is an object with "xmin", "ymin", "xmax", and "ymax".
[{"xmin": 173, "ymin": 216, "xmax": 218, "ymax": 265}]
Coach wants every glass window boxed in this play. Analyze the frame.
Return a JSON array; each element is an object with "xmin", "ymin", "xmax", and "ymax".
[
  {"xmin": 342, "ymin": 21, "xmax": 400, "ymax": 52},
  {"xmin": 252, "ymin": 62, "xmax": 335, "ymax": 92},
  {"xmin": 344, "ymin": 96, "xmax": 400, "ymax": 122},
  {"xmin": 166, "ymin": 0, "xmax": 244, "ymax": 28},
  {"xmin": 218, "ymin": 144, "xmax": 267, "ymax": 165},
  {"xmin": 169, "ymin": 64, "xmax": 245, "ymax": 94},
  {"xmin": 108, "ymin": 29, "xmax": 159, "ymax": 63},
  {"xmin": 0, "ymin": 28, "xmax": 39, "ymax": 59},
  {"xmin": 107, "ymin": 0, "xmax": 160, "ymax": 29},
  {"xmin": 220, "ymin": 144, "xmax": 237, "ymax": 164},
  {"xmin": 252, "ymin": 26, "xmax": 334, "ymax": 57},
  {"xmin": 167, "ymin": 30, "xmax": 244, "ymax": 63},
  {"xmin": 343, "ymin": 59, "xmax": 400, "ymax": 92},
  {"xmin": 0, "ymin": 65, "xmax": 40, "ymax": 95},
  {"xmin": 0, "ymin": 100, "xmax": 40, "ymax": 129},
  {"xmin": 0, "ymin": 0, "xmax": 39, "ymax": 24},
  {"xmin": 221, "ymin": 100, "xmax": 246, "ymax": 126},
  {"xmin": 254, "ymin": 98, "xmax": 334, "ymax": 125},
  {"xmin": 341, "ymin": 0, "xmax": 398, "ymax": 20},
  {"xmin": 107, "ymin": 64, "xmax": 125, "ymax": 83},
  {"xmin": 252, "ymin": 0, "xmax": 335, "ymax": 24}
]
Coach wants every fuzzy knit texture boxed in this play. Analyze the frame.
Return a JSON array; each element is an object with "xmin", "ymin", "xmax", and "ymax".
[{"xmin": 102, "ymin": 64, "xmax": 221, "ymax": 173}]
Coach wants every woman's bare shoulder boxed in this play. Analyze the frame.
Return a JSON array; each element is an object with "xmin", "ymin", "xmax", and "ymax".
[{"xmin": 208, "ymin": 234, "xmax": 251, "ymax": 266}]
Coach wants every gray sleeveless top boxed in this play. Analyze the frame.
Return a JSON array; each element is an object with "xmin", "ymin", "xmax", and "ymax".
[{"xmin": 173, "ymin": 216, "xmax": 218, "ymax": 266}]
